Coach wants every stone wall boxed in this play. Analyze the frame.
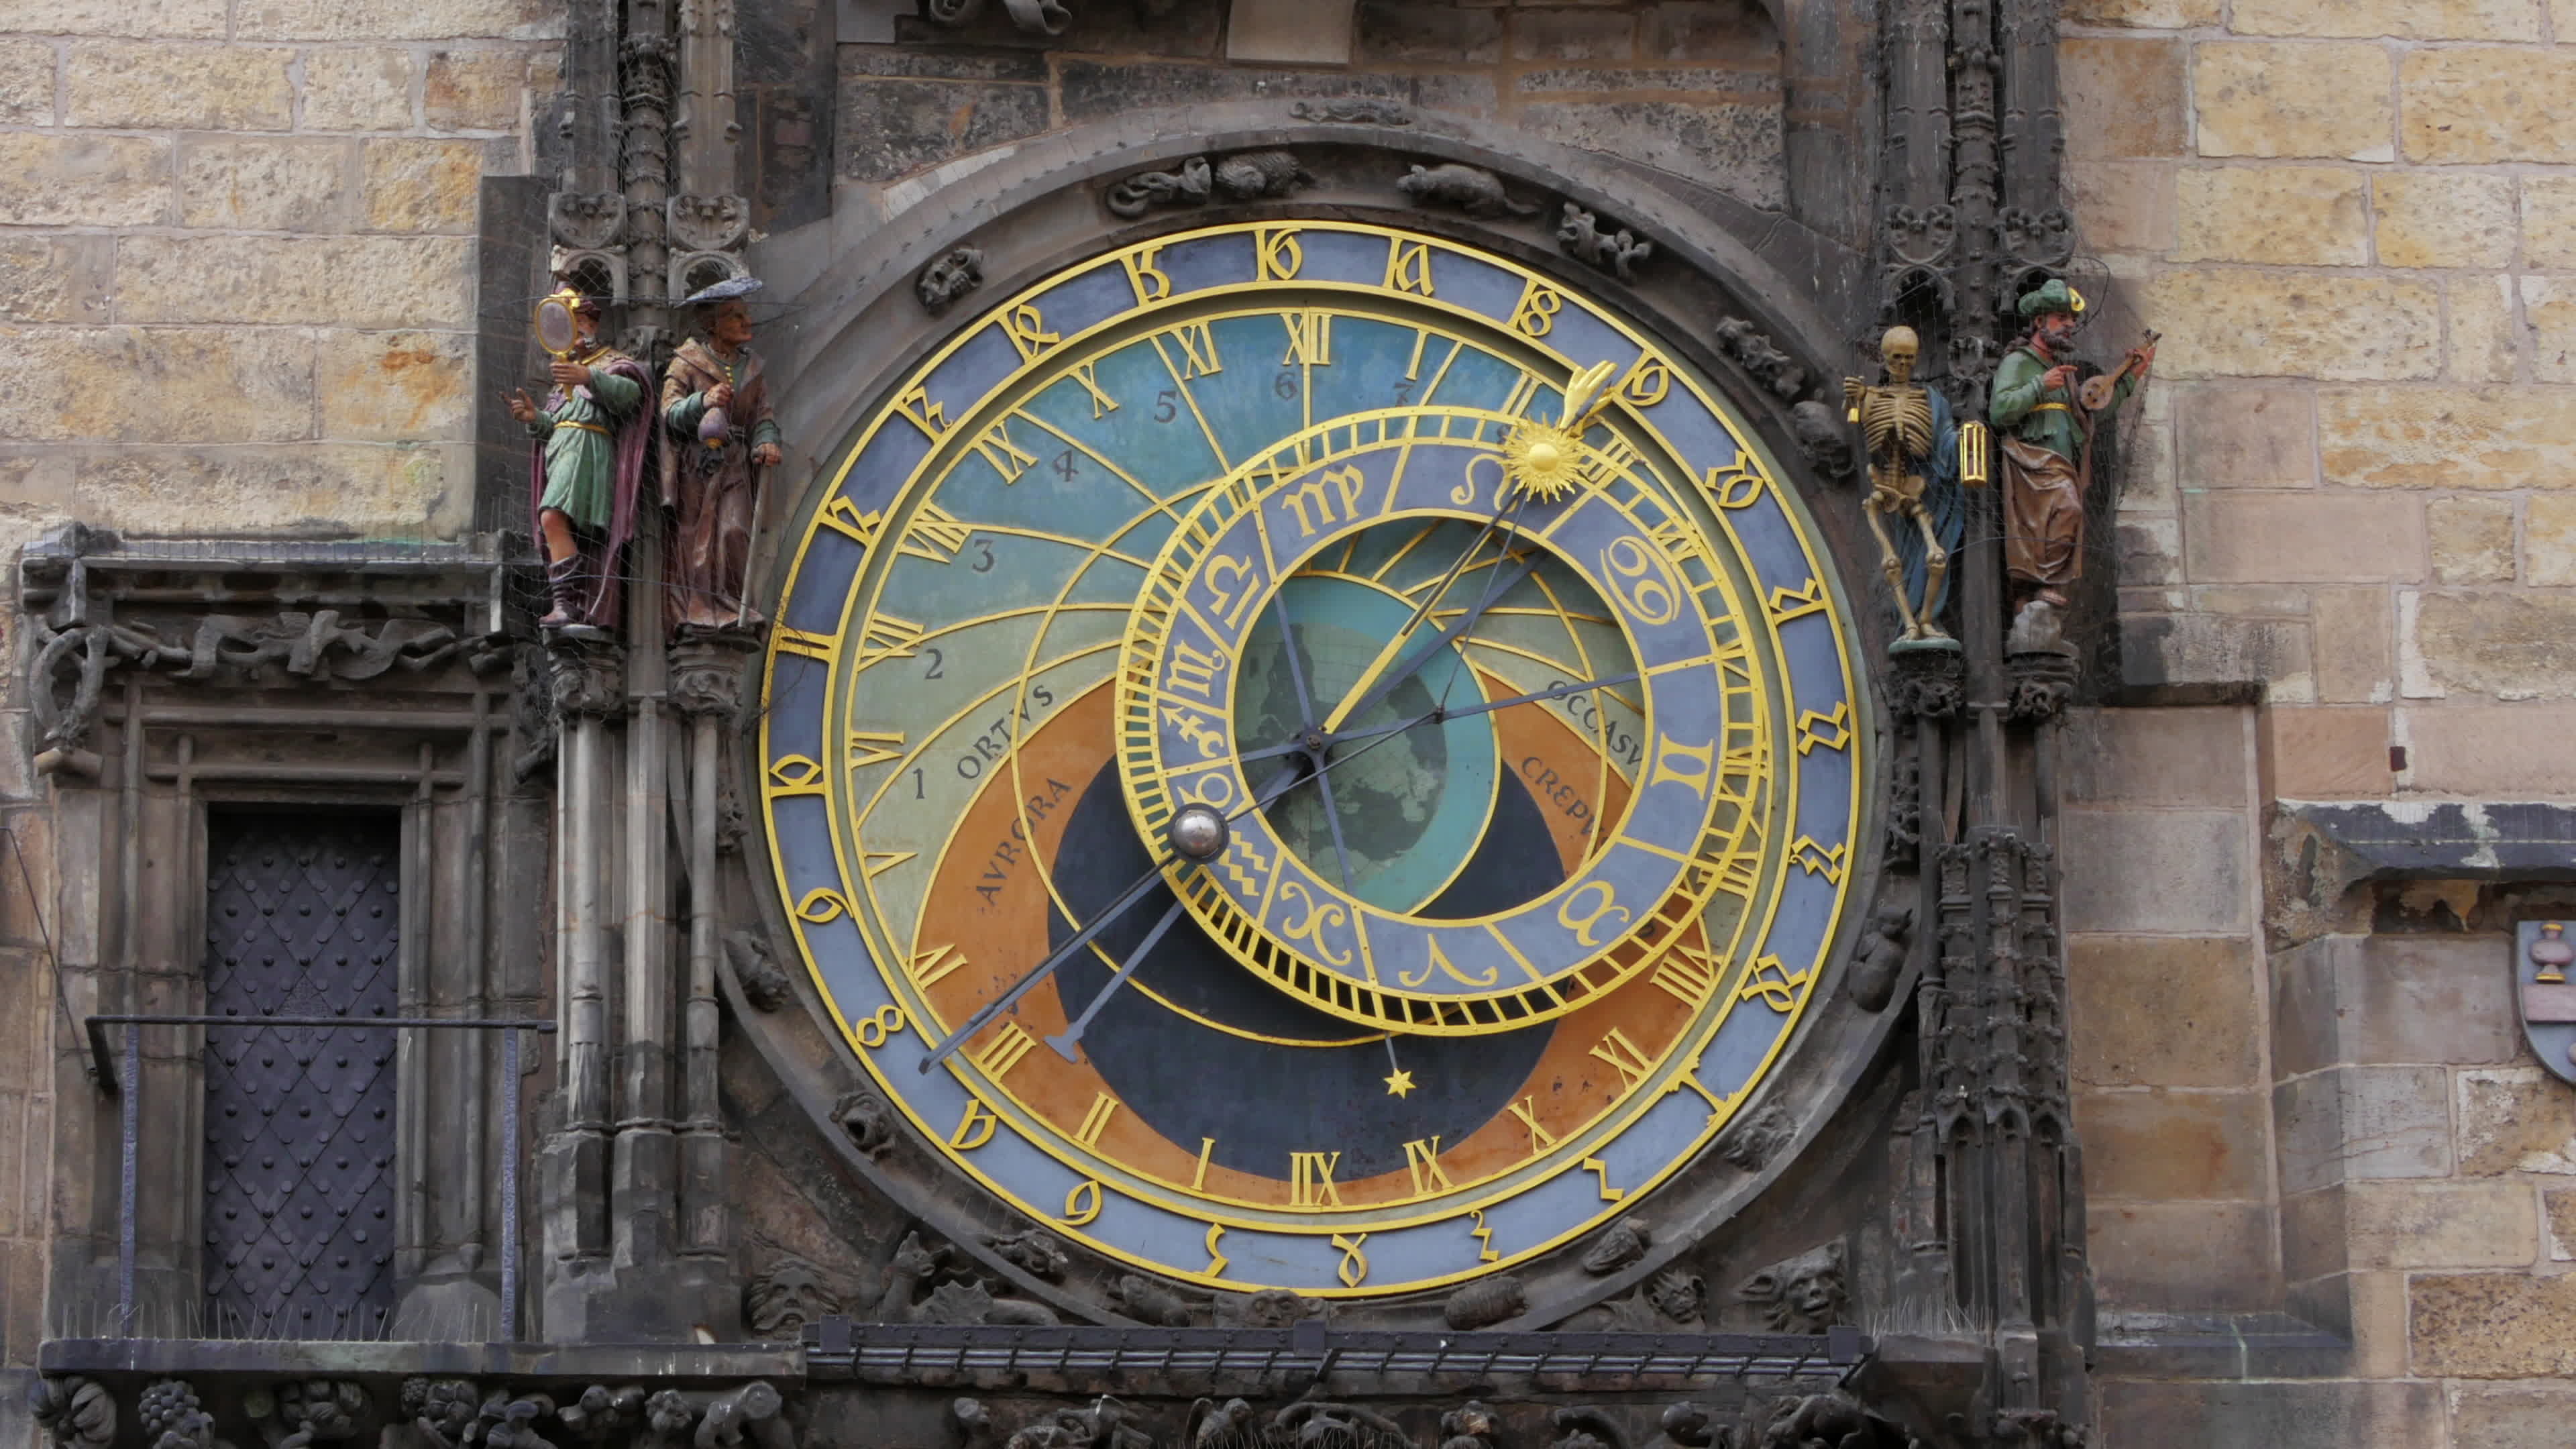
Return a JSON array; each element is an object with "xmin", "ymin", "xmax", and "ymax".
[
  {"xmin": 2067, "ymin": 0, "xmax": 2576, "ymax": 800},
  {"xmin": 835, "ymin": 0, "xmax": 1789, "ymax": 211},
  {"xmin": 0, "ymin": 0, "xmax": 559, "ymax": 561}
]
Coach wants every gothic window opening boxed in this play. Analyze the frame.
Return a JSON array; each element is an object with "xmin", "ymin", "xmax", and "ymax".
[{"xmin": 201, "ymin": 809, "xmax": 401, "ymax": 1339}]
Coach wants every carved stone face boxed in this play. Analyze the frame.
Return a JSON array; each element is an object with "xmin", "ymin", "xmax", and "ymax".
[{"xmin": 1880, "ymin": 326, "xmax": 1919, "ymax": 386}]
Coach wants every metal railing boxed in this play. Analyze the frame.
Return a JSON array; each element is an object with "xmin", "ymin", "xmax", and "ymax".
[
  {"xmin": 804, "ymin": 1316, "xmax": 1870, "ymax": 1383},
  {"xmin": 85, "ymin": 1012, "xmax": 555, "ymax": 1342}
]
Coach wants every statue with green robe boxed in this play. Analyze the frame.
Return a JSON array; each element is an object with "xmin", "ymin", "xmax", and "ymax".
[
  {"xmin": 1988, "ymin": 278, "xmax": 2154, "ymax": 650},
  {"xmin": 508, "ymin": 290, "xmax": 656, "ymax": 639}
]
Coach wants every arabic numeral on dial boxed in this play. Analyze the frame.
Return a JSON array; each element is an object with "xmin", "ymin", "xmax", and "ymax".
[
  {"xmin": 922, "ymin": 647, "xmax": 945, "ymax": 679},
  {"xmin": 1055, "ymin": 449, "xmax": 1079, "ymax": 482},
  {"xmin": 1155, "ymin": 389, "xmax": 1178, "ymax": 423},
  {"xmin": 1392, "ymin": 381, "xmax": 1413, "ymax": 405},
  {"xmin": 969, "ymin": 539, "xmax": 995, "ymax": 572},
  {"xmin": 910, "ymin": 767, "xmax": 924, "ymax": 800},
  {"xmin": 1274, "ymin": 370, "xmax": 1299, "ymax": 400}
]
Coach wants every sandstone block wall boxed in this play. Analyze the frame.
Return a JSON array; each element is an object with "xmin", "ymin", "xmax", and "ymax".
[
  {"xmin": 2068, "ymin": 0, "xmax": 2576, "ymax": 806},
  {"xmin": 0, "ymin": 1, "xmax": 558, "ymax": 564},
  {"xmin": 835, "ymin": 0, "xmax": 1792, "ymax": 214}
]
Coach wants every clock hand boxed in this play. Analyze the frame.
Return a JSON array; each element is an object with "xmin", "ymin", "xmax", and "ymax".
[
  {"xmin": 1328, "ymin": 668, "xmax": 1647, "ymax": 744},
  {"xmin": 918, "ymin": 723, "xmax": 1426, "ymax": 1073},
  {"xmin": 1325, "ymin": 547, "xmax": 1542, "ymax": 734},
  {"xmin": 1263, "ymin": 583, "xmax": 1358, "ymax": 888},
  {"xmin": 1043, "ymin": 896, "xmax": 1189, "ymax": 1062},
  {"xmin": 1318, "ymin": 493, "xmax": 1528, "ymax": 735}
]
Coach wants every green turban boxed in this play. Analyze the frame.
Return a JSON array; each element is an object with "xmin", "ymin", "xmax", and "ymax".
[{"xmin": 2017, "ymin": 278, "xmax": 2083, "ymax": 319}]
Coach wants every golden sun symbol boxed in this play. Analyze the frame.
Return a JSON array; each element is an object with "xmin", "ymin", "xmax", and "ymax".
[
  {"xmin": 1503, "ymin": 420, "xmax": 1586, "ymax": 502},
  {"xmin": 1502, "ymin": 360, "xmax": 1621, "ymax": 503}
]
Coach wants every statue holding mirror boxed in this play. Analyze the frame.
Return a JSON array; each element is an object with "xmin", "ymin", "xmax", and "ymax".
[{"xmin": 509, "ymin": 286, "xmax": 657, "ymax": 639}]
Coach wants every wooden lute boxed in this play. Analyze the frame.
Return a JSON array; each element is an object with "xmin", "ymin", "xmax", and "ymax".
[{"xmin": 2077, "ymin": 329, "xmax": 2159, "ymax": 412}]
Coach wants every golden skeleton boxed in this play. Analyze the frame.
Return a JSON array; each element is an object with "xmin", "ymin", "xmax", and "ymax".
[{"xmin": 1841, "ymin": 326, "xmax": 1949, "ymax": 642}]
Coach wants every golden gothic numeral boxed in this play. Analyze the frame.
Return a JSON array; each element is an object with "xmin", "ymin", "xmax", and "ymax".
[
  {"xmin": 1061, "ymin": 1179, "xmax": 1104, "ymax": 1226},
  {"xmin": 1582, "ymin": 1156, "xmax": 1626, "ymax": 1201},
  {"xmin": 1386, "ymin": 239, "xmax": 1435, "ymax": 295},
  {"xmin": 1509, "ymin": 281, "xmax": 1564, "ymax": 337},
  {"xmin": 853, "ymin": 1004, "xmax": 907, "ymax": 1049},
  {"xmin": 951, "ymin": 1099, "xmax": 1001, "ymax": 1150},
  {"xmin": 1334, "ymin": 1232, "xmax": 1370, "ymax": 1287},
  {"xmin": 767, "ymin": 755, "xmax": 826, "ymax": 796},
  {"xmin": 1739, "ymin": 955, "xmax": 1810, "ymax": 1012},
  {"xmin": 1469, "ymin": 1208, "xmax": 1499, "ymax": 1263},
  {"xmin": 1258, "ymin": 227, "xmax": 1305, "ymax": 281},
  {"xmin": 895, "ymin": 384, "xmax": 950, "ymax": 438},
  {"xmin": 1620, "ymin": 354, "xmax": 1672, "ymax": 405},
  {"xmin": 1205, "ymin": 1224, "xmax": 1230, "ymax": 1276},
  {"xmin": 1000, "ymin": 303, "xmax": 1059, "ymax": 360},
  {"xmin": 1795, "ymin": 702, "xmax": 1854, "ymax": 755},
  {"xmin": 1124, "ymin": 246, "xmax": 1173, "ymax": 303}
]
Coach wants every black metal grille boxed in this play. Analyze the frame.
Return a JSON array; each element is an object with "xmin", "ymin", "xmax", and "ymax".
[
  {"xmin": 201, "ymin": 812, "xmax": 400, "ymax": 1338},
  {"xmin": 803, "ymin": 1318, "xmax": 1868, "ymax": 1383}
]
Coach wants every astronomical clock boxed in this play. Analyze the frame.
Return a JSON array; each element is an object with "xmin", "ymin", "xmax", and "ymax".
[{"xmin": 759, "ymin": 221, "xmax": 1864, "ymax": 1303}]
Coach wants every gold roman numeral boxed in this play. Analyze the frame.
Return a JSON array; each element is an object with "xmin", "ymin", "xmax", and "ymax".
[
  {"xmin": 1289, "ymin": 1150, "xmax": 1344, "ymax": 1207},
  {"xmin": 908, "ymin": 943, "xmax": 968, "ymax": 989},
  {"xmin": 857, "ymin": 614, "xmax": 926, "ymax": 665},
  {"xmin": 1069, "ymin": 362, "xmax": 1120, "ymax": 419},
  {"xmin": 1652, "ymin": 938, "xmax": 1723, "ymax": 1008},
  {"xmin": 974, "ymin": 419, "xmax": 1039, "ymax": 483},
  {"xmin": 973, "ymin": 1022, "xmax": 1038, "ymax": 1079},
  {"xmin": 1281, "ymin": 310, "xmax": 1333, "ymax": 367},
  {"xmin": 845, "ymin": 729, "xmax": 905, "ymax": 771},
  {"xmin": 1075, "ymin": 1093, "xmax": 1119, "ymax": 1147},
  {"xmin": 1590, "ymin": 1027, "xmax": 1654, "ymax": 1093},
  {"xmin": 898, "ymin": 502, "xmax": 974, "ymax": 562},
  {"xmin": 1403, "ymin": 1138, "xmax": 1454, "ymax": 1195},
  {"xmin": 1171, "ymin": 323, "xmax": 1223, "ymax": 379},
  {"xmin": 1508, "ymin": 1096, "xmax": 1559, "ymax": 1155}
]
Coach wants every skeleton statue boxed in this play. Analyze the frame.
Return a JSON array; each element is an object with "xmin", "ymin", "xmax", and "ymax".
[{"xmin": 1841, "ymin": 327, "xmax": 1964, "ymax": 645}]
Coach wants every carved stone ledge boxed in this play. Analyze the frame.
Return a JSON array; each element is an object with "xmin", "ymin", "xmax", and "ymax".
[
  {"xmin": 547, "ymin": 639, "xmax": 628, "ymax": 718},
  {"xmin": 2005, "ymin": 647, "xmax": 2078, "ymax": 726},
  {"xmin": 1882, "ymin": 647, "xmax": 1965, "ymax": 719},
  {"xmin": 669, "ymin": 632, "xmax": 759, "ymax": 720},
  {"xmin": 13, "ymin": 523, "xmax": 525, "ymax": 777}
]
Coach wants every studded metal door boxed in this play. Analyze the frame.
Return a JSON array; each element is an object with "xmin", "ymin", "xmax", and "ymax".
[{"xmin": 202, "ymin": 810, "xmax": 400, "ymax": 1338}]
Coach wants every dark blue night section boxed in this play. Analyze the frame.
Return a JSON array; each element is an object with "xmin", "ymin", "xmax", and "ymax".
[
  {"xmin": 1031, "ymin": 263, "xmax": 1137, "ymax": 343},
  {"xmin": 771, "ymin": 795, "xmax": 839, "ymax": 904},
  {"xmin": 765, "ymin": 655, "xmax": 827, "ymax": 762},
  {"xmin": 1020, "ymin": 339, "xmax": 1230, "ymax": 499},
  {"xmin": 1426, "ymin": 249, "xmax": 1527, "ymax": 330},
  {"xmin": 1794, "ymin": 732, "xmax": 1856, "ymax": 849},
  {"xmin": 1299, "ymin": 229, "xmax": 1391, "ymax": 288},
  {"xmin": 782, "ymin": 529, "xmax": 861, "ymax": 635},
  {"xmin": 1049, "ymin": 764, "xmax": 1556, "ymax": 1181},
  {"xmin": 843, "ymin": 417, "xmax": 934, "ymax": 512},
  {"xmin": 1191, "ymin": 313, "xmax": 1314, "ymax": 466},
  {"xmin": 925, "ymin": 325, "xmax": 1022, "ymax": 427},
  {"xmin": 1158, "ymin": 232, "xmax": 1256, "ymax": 296}
]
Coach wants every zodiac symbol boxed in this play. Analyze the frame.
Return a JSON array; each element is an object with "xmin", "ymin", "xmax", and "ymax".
[{"xmin": 1275, "ymin": 881, "xmax": 1352, "ymax": 966}]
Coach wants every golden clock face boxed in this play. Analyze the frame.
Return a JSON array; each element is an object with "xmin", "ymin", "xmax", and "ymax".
[{"xmin": 761, "ymin": 221, "xmax": 1864, "ymax": 1299}]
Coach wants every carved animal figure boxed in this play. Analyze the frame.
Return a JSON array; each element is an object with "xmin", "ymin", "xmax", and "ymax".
[
  {"xmin": 1397, "ymin": 164, "xmax": 1539, "ymax": 219},
  {"xmin": 1558, "ymin": 203, "xmax": 1654, "ymax": 280},
  {"xmin": 1187, "ymin": 1399, "xmax": 1258, "ymax": 1449},
  {"xmin": 1645, "ymin": 1266, "xmax": 1707, "ymax": 1324},
  {"xmin": 1439, "ymin": 1401, "xmax": 1501, "ymax": 1449},
  {"xmin": 985, "ymin": 1228, "xmax": 1071, "ymax": 1281},
  {"xmin": 873, "ymin": 1232, "xmax": 1058, "ymax": 1326},
  {"xmin": 1581, "ymin": 1216, "xmax": 1652, "ymax": 1275},
  {"xmin": 1442, "ymin": 1275, "xmax": 1525, "ymax": 1329},
  {"xmin": 1216, "ymin": 1287, "xmax": 1322, "ymax": 1327},
  {"xmin": 1115, "ymin": 1273, "xmax": 1197, "ymax": 1326},
  {"xmin": 1550, "ymin": 1407, "xmax": 1628, "ymax": 1449},
  {"xmin": 1212, "ymin": 150, "xmax": 1312, "ymax": 201}
]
